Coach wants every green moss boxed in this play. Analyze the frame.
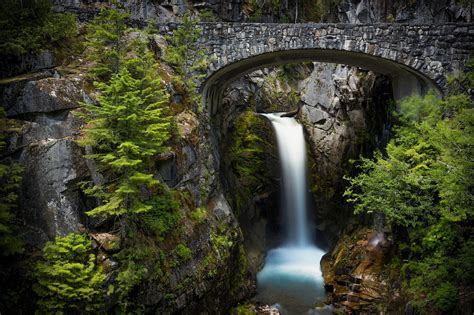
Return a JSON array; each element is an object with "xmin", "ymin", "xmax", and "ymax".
[
  {"xmin": 237, "ymin": 245, "xmax": 249, "ymax": 279},
  {"xmin": 189, "ymin": 206, "xmax": 207, "ymax": 224},
  {"xmin": 211, "ymin": 231, "xmax": 233, "ymax": 260},
  {"xmin": 227, "ymin": 110, "xmax": 271, "ymax": 214},
  {"xmin": 231, "ymin": 303, "xmax": 256, "ymax": 315},
  {"xmin": 141, "ymin": 191, "xmax": 181, "ymax": 240},
  {"xmin": 175, "ymin": 244, "xmax": 192, "ymax": 261}
]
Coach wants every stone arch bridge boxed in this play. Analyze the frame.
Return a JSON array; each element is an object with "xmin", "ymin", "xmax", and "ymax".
[{"xmin": 156, "ymin": 22, "xmax": 473, "ymax": 113}]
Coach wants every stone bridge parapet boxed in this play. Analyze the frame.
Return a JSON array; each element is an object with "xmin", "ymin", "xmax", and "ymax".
[{"xmin": 156, "ymin": 22, "xmax": 473, "ymax": 112}]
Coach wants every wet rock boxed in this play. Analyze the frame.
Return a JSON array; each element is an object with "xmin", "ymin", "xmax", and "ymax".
[
  {"xmin": 336, "ymin": 0, "xmax": 472, "ymax": 23},
  {"xmin": 90, "ymin": 232, "xmax": 122, "ymax": 252},
  {"xmin": 101, "ymin": 258, "xmax": 119, "ymax": 273},
  {"xmin": 323, "ymin": 228, "xmax": 395, "ymax": 313},
  {"xmin": 298, "ymin": 62, "xmax": 391, "ymax": 245},
  {"xmin": 257, "ymin": 304, "xmax": 281, "ymax": 315},
  {"xmin": 158, "ymin": 156, "xmax": 178, "ymax": 187},
  {"xmin": 207, "ymin": 192, "xmax": 234, "ymax": 223}
]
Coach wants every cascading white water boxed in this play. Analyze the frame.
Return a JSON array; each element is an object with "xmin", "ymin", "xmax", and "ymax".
[
  {"xmin": 257, "ymin": 113, "xmax": 327, "ymax": 315},
  {"xmin": 264, "ymin": 113, "xmax": 310, "ymax": 246}
]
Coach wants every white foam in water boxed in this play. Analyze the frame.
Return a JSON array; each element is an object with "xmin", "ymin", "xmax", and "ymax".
[
  {"xmin": 257, "ymin": 247, "xmax": 327, "ymax": 314},
  {"xmin": 258, "ymin": 113, "xmax": 327, "ymax": 314}
]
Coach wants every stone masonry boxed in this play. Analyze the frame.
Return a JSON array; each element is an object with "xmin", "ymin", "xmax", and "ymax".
[{"xmin": 156, "ymin": 22, "xmax": 473, "ymax": 110}]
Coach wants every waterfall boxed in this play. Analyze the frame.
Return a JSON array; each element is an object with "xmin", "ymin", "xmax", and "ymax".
[
  {"xmin": 257, "ymin": 113, "xmax": 327, "ymax": 315},
  {"xmin": 264, "ymin": 113, "xmax": 310, "ymax": 246}
]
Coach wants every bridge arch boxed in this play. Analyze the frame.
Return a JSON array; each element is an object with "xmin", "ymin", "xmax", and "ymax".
[
  {"xmin": 202, "ymin": 48, "xmax": 438, "ymax": 115},
  {"xmin": 175, "ymin": 22, "xmax": 474, "ymax": 114}
]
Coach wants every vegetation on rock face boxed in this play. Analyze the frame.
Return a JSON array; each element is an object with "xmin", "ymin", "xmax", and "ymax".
[
  {"xmin": 85, "ymin": 8, "xmax": 128, "ymax": 81},
  {"xmin": 344, "ymin": 66, "xmax": 474, "ymax": 313},
  {"xmin": 79, "ymin": 10, "xmax": 173, "ymax": 220},
  {"xmin": 57, "ymin": 9, "xmax": 245, "ymax": 313},
  {"xmin": 301, "ymin": 0, "xmax": 340, "ymax": 22},
  {"xmin": 74, "ymin": 9, "xmax": 182, "ymax": 311},
  {"xmin": 227, "ymin": 111, "xmax": 271, "ymax": 212},
  {"xmin": 243, "ymin": 0, "xmax": 340, "ymax": 22},
  {"xmin": 163, "ymin": 13, "xmax": 208, "ymax": 112},
  {"xmin": 33, "ymin": 233, "xmax": 106, "ymax": 313},
  {"xmin": 0, "ymin": 0, "xmax": 76, "ymax": 57}
]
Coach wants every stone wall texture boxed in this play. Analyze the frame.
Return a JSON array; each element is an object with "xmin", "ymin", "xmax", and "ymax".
[{"xmin": 157, "ymin": 22, "xmax": 473, "ymax": 95}]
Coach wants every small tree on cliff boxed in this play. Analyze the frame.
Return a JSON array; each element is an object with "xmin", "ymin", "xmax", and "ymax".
[
  {"xmin": 33, "ymin": 233, "xmax": 106, "ymax": 313},
  {"xmin": 79, "ymin": 50, "xmax": 172, "ymax": 218},
  {"xmin": 85, "ymin": 8, "xmax": 128, "ymax": 80},
  {"xmin": 79, "ymin": 8, "xmax": 173, "ymax": 220}
]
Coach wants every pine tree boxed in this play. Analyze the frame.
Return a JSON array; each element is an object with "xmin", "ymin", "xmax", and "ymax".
[
  {"xmin": 78, "ymin": 48, "xmax": 172, "ymax": 218},
  {"xmin": 33, "ymin": 233, "xmax": 106, "ymax": 313},
  {"xmin": 85, "ymin": 8, "xmax": 128, "ymax": 80}
]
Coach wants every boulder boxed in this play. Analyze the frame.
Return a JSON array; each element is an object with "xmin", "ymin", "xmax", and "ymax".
[{"xmin": 2, "ymin": 76, "xmax": 83, "ymax": 116}]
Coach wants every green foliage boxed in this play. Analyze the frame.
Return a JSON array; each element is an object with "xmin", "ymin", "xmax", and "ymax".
[
  {"xmin": 229, "ymin": 111, "xmax": 266, "ymax": 185},
  {"xmin": 0, "ymin": 109, "xmax": 23, "ymax": 257},
  {"xmin": 245, "ymin": 0, "xmax": 263, "ymax": 22},
  {"xmin": 210, "ymin": 229, "xmax": 233, "ymax": 261},
  {"xmin": 140, "ymin": 192, "xmax": 181, "ymax": 239},
  {"xmin": 386, "ymin": 14, "xmax": 395, "ymax": 23},
  {"xmin": 174, "ymin": 243, "xmax": 192, "ymax": 261},
  {"xmin": 110, "ymin": 234, "xmax": 156, "ymax": 312},
  {"xmin": 198, "ymin": 226, "xmax": 235, "ymax": 278},
  {"xmin": 447, "ymin": 58, "xmax": 474, "ymax": 99},
  {"xmin": 231, "ymin": 303, "xmax": 256, "ymax": 315},
  {"xmin": 189, "ymin": 206, "xmax": 207, "ymax": 223},
  {"xmin": 85, "ymin": 8, "xmax": 129, "ymax": 80},
  {"xmin": 163, "ymin": 13, "xmax": 208, "ymax": 111},
  {"xmin": 0, "ymin": 0, "xmax": 76, "ymax": 57},
  {"xmin": 109, "ymin": 260, "xmax": 146, "ymax": 312},
  {"xmin": 227, "ymin": 110, "xmax": 272, "ymax": 213},
  {"xmin": 33, "ymin": 233, "xmax": 106, "ymax": 313},
  {"xmin": 277, "ymin": 63, "xmax": 312, "ymax": 84},
  {"xmin": 79, "ymin": 33, "xmax": 173, "ymax": 218},
  {"xmin": 301, "ymin": 0, "xmax": 341, "ymax": 22},
  {"xmin": 344, "ymin": 83, "xmax": 473, "ymax": 312},
  {"xmin": 198, "ymin": 9, "xmax": 217, "ymax": 22}
]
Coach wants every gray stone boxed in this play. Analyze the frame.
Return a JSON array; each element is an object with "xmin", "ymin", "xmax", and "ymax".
[
  {"xmin": 301, "ymin": 106, "xmax": 330, "ymax": 127},
  {"xmin": 300, "ymin": 63, "xmax": 336, "ymax": 108},
  {"xmin": 208, "ymin": 192, "xmax": 234, "ymax": 223},
  {"xmin": 182, "ymin": 22, "xmax": 474, "ymax": 115},
  {"xmin": 2, "ymin": 77, "xmax": 83, "ymax": 116},
  {"xmin": 19, "ymin": 139, "xmax": 88, "ymax": 243}
]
